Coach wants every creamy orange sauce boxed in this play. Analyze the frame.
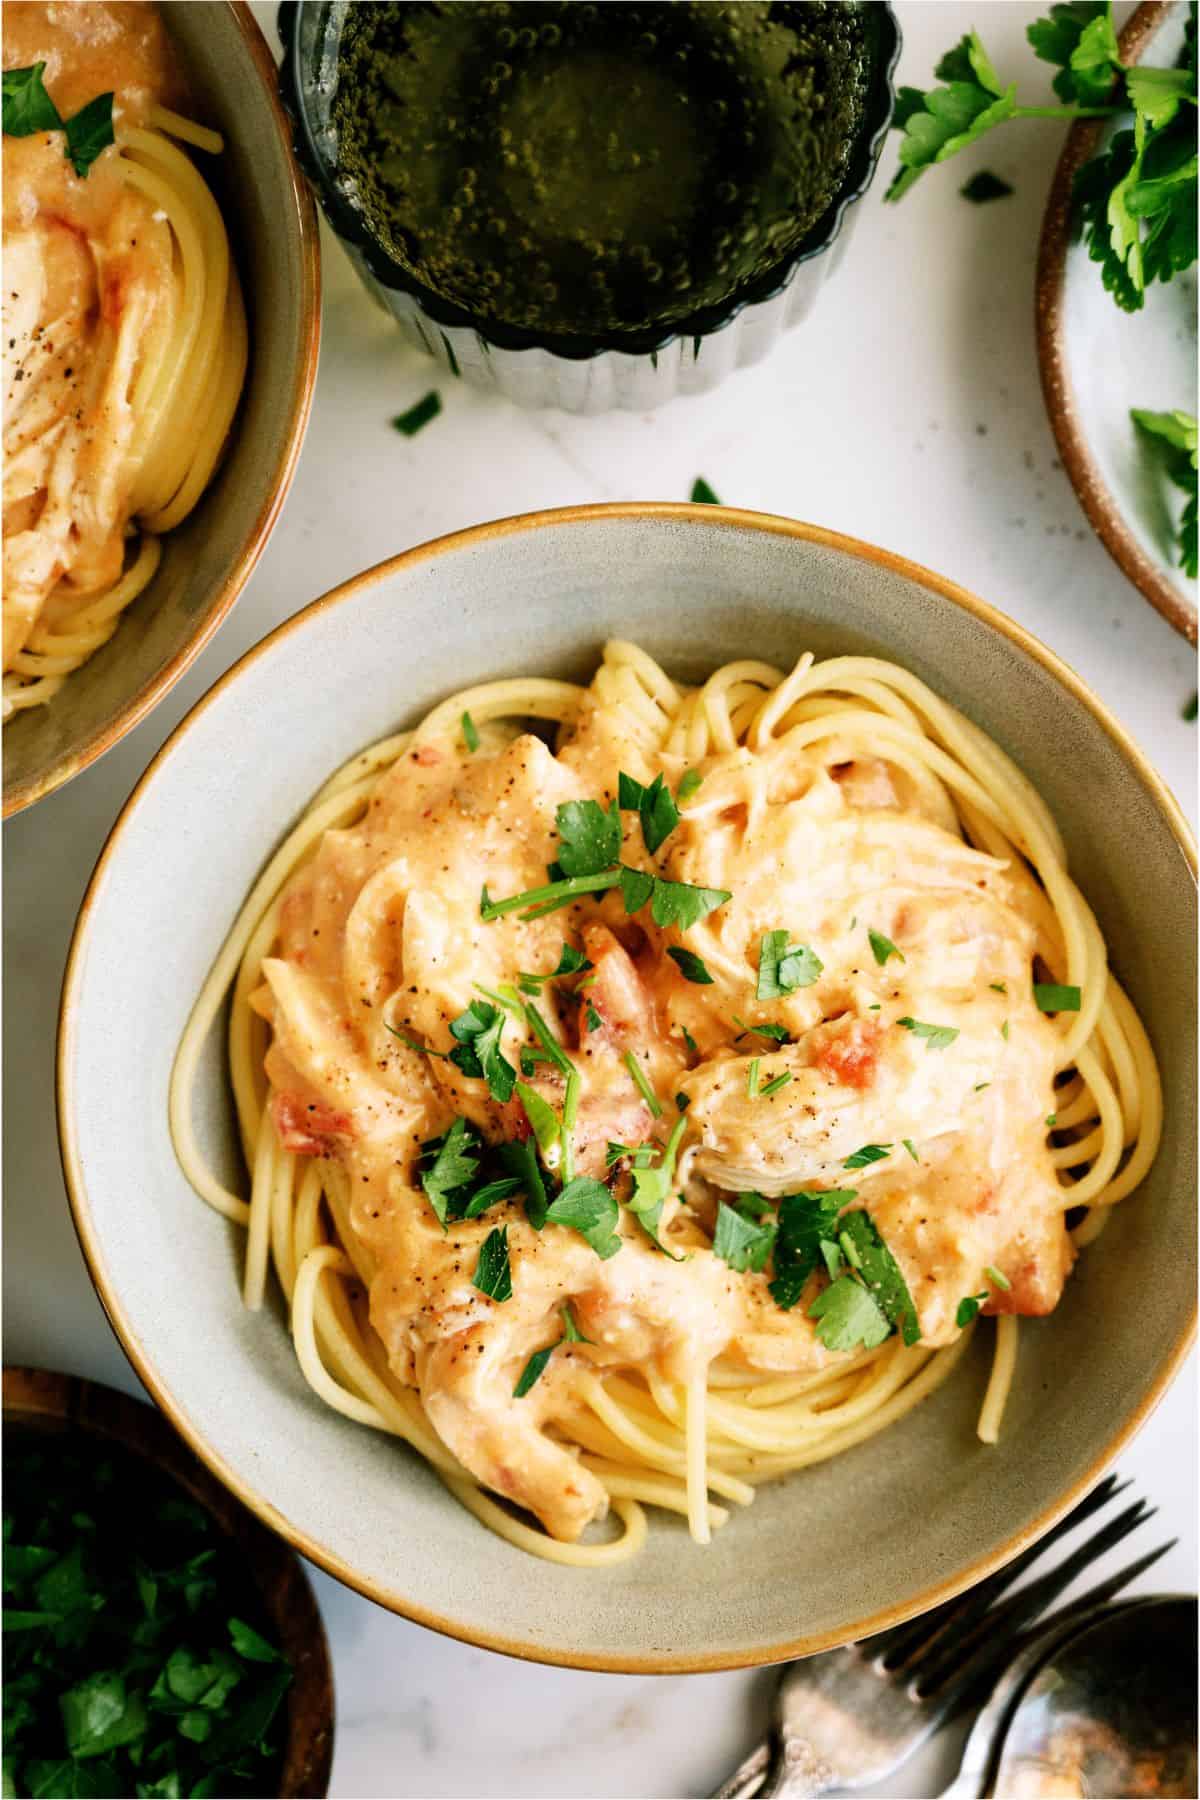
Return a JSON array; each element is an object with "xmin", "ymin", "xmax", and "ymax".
[
  {"xmin": 3, "ymin": 2, "xmax": 185, "ymax": 666},
  {"xmin": 253, "ymin": 684, "xmax": 1071, "ymax": 1541}
]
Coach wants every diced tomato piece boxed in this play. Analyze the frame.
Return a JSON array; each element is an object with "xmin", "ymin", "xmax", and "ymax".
[
  {"xmin": 271, "ymin": 1092, "xmax": 353, "ymax": 1156},
  {"xmin": 412, "ymin": 744, "xmax": 441, "ymax": 767},
  {"xmin": 811, "ymin": 1018, "xmax": 880, "ymax": 1090}
]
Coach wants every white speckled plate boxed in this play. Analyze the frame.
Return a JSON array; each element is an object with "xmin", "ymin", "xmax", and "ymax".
[
  {"xmin": 1038, "ymin": 0, "xmax": 1198, "ymax": 642},
  {"xmin": 58, "ymin": 506, "xmax": 1197, "ymax": 1671}
]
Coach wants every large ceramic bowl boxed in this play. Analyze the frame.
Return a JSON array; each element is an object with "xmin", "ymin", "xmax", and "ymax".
[
  {"xmin": 4, "ymin": 1, "xmax": 321, "ymax": 818},
  {"xmin": 58, "ymin": 506, "xmax": 1196, "ymax": 1671}
]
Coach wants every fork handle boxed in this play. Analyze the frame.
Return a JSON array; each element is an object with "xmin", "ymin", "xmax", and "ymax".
[{"xmin": 760, "ymin": 1734, "xmax": 839, "ymax": 1799}]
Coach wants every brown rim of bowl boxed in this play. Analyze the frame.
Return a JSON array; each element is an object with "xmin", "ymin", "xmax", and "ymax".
[
  {"xmin": 4, "ymin": 1364, "xmax": 335, "ymax": 1797},
  {"xmin": 1035, "ymin": 0, "xmax": 1197, "ymax": 646},
  {"xmin": 3, "ymin": 0, "xmax": 323, "ymax": 821},
  {"xmin": 56, "ymin": 502, "xmax": 1199, "ymax": 1675}
]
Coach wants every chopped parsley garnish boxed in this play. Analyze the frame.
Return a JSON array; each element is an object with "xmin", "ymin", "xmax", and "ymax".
[
  {"xmin": 898, "ymin": 1016, "xmax": 959, "ymax": 1050},
  {"xmin": 63, "ymin": 90, "xmax": 116, "ymax": 177},
  {"xmin": 713, "ymin": 1200, "xmax": 777, "ymax": 1273},
  {"xmin": 677, "ymin": 769, "xmax": 703, "ymax": 802},
  {"xmin": 1001, "ymin": 1020, "xmax": 1010, "ymax": 1040},
  {"xmin": 868, "ymin": 928, "xmax": 905, "ymax": 967},
  {"xmin": 473, "ymin": 1226, "xmax": 513, "ymax": 1301},
  {"xmin": 623, "ymin": 1050, "xmax": 663, "ymax": 1118},
  {"xmin": 515, "ymin": 1080, "xmax": 561, "ymax": 1166},
  {"xmin": 989, "ymin": 981, "xmax": 1008, "ymax": 994},
  {"xmin": 513, "ymin": 1341, "xmax": 556, "ymax": 1397},
  {"xmin": 837, "ymin": 1210, "xmax": 921, "ymax": 1345},
  {"xmin": 556, "ymin": 798, "xmax": 622, "ymax": 877},
  {"xmin": 769, "ymin": 1189, "xmax": 855, "ymax": 1310},
  {"xmin": 961, "ymin": 169, "xmax": 1014, "ymax": 202},
  {"xmin": 461, "ymin": 710, "xmax": 480, "ymax": 752},
  {"xmin": 985, "ymin": 1264, "xmax": 1011, "ymax": 1290},
  {"xmin": 1046, "ymin": 1112, "xmax": 1058, "ymax": 1129},
  {"xmin": 448, "ymin": 1000, "xmax": 516, "ymax": 1103},
  {"xmin": 691, "ymin": 477, "xmax": 721, "ymax": 505},
  {"xmin": 619, "ymin": 770, "xmax": 680, "ymax": 854},
  {"xmin": 585, "ymin": 1003, "xmax": 602, "ymax": 1032},
  {"xmin": 419, "ymin": 1117, "xmax": 482, "ymax": 1227},
  {"xmin": 902, "ymin": 1138, "xmax": 920, "ymax": 1161},
  {"xmin": 1034, "ymin": 982, "xmax": 1082, "ymax": 1013},
  {"xmin": 674, "ymin": 1091, "xmax": 690, "ymax": 1111},
  {"xmin": 650, "ymin": 877, "xmax": 730, "ymax": 931},
  {"xmin": 480, "ymin": 868, "xmax": 620, "ymax": 921},
  {"xmin": 956, "ymin": 1291, "xmax": 989, "ymax": 1328},
  {"xmin": 667, "ymin": 946, "xmax": 713, "ymax": 985},
  {"xmin": 809, "ymin": 1275, "xmax": 890, "ymax": 1351},
  {"xmin": 733, "ymin": 1015, "xmax": 791, "ymax": 1044},
  {"xmin": 680, "ymin": 1024, "xmax": 699, "ymax": 1057},
  {"xmin": 546, "ymin": 1178, "xmax": 622, "ymax": 1258},
  {"xmin": 619, "ymin": 866, "xmax": 655, "ymax": 914},
  {"xmin": 757, "ymin": 929, "xmax": 823, "ymax": 999},
  {"xmin": 974, "ymin": 1082, "xmax": 990, "ymax": 1092},
  {"xmin": 746, "ymin": 1058, "xmax": 760, "ymax": 1098},
  {"xmin": 3, "ymin": 63, "xmax": 61, "ymax": 134},
  {"xmin": 623, "ymin": 1116, "xmax": 689, "ymax": 1259},
  {"xmin": 1184, "ymin": 691, "xmax": 1199, "ymax": 723},
  {"xmin": 497, "ymin": 1137, "xmax": 548, "ymax": 1230},
  {"xmin": 758, "ymin": 1072, "xmax": 793, "ymax": 1099},
  {"xmin": 517, "ymin": 943, "xmax": 592, "ymax": 993},
  {"xmin": 3, "ymin": 1440, "xmax": 293, "ymax": 1800},
  {"xmin": 391, "ymin": 390, "xmax": 442, "ymax": 436},
  {"xmin": 561, "ymin": 1302, "xmax": 592, "ymax": 1343},
  {"xmin": 383, "ymin": 1022, "xmax": 448, "ymax": 1057},
  {"xmin": 844, "ymin": 1143, "xmax": 892, "ymax": 1170}
]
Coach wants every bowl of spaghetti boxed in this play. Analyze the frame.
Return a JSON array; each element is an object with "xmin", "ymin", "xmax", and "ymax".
[
  {"xmin": 2, "ymin": 1, "xmax": 320, "ymax": 816},
  {"xmin": 59, "ymin": 505, "xmax": 1196, "ymax": 1670}
]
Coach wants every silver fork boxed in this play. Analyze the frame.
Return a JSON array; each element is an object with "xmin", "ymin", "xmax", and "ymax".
[{"xmin": 714, "ymin": 1474, "xmax": 1172, "ymax": 1799}]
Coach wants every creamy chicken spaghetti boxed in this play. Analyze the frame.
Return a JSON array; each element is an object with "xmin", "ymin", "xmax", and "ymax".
[
  {"xmin": 3, "ymin": 2, "xmax": 248, "ymax": 716},
  {"xmin": 172, "ymin": 642, "xmax": 1161, "ymax": 1563}
]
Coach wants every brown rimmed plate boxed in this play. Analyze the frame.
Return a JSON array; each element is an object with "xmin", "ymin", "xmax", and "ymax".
[
  {"xmin": 57, "ymin": 504, "xmax": 1197, "ymax": 1671},
  {"xmin": 4, "ymin": 1364, "xmax": 334, "ymax": 1795},
  {"xmin": 1036, "ymin": 0, "xmax": 1197, "ymax": 644},
  {"xmin": 3, "ymin": 1, "xmax": 322, "ymax": 817}
]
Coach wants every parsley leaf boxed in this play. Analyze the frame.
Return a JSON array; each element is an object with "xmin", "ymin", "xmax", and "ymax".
[
  {"xmin": 1033, "ymin": 983, "xmax": 1082, "ymax": 1013},
  {"xmin": 546, "ymin": 1178, "xmax": 622, "ymax": 1258},
  {"xmin": 677, "ymin": 769, "xmax": 703, "ymax": 802},
  {"xmin": 461, "ymin": 1177, "xmax": 522, "ymax": 1220},
  {"xmin": 667, "ymin": 946, "xmax": 713, "ymax": 984},
  {"xmin": 733, "ymin": 1014, "xmax": 791, "ymax": 1044},
  {"xmin": 497, "ymin": 1137, "xmax": 548, "ymax": 1230},
  {"xmin": 419, "ymin": 1117, "xmax": 482, "ymax": 1227},
  {"xmin": 618, "ymin": 866, "xmax": 655, "ymax": 915},
  {"xmin": 650, "ymin": 877, "xmax": 730, "ymax": 931},
  {"xmin": 769, "ymin": 1189, "xmax": 856, "ymax": 1310},
  {"xmin": 956, "ymin": 1291, "xmax": 989, "ymax": 1327},
  {"xmin": 1131, "ymin": 409, "xmax": 1198, "ymax": 578},
  {"xmin": 472, "ymin": 1226, "xmax": 512, "ymax": 1301},
  {"xmin": 843, "ymin": 1143, "xmax": 892, "ymax": 1170},
  {"xmin": 448, "ymin": 1000, "xmax": 516, "ymax": 1103},
  {"xmin": 619, "ymin": 771, "xmax": 680, "ymax": 854},
  {"xmin": 961, "ymin": 170, "xmax": 1014, "ymax": 202},
  {"xmin": 3, "ymin": 63, "xmax": 62, "ymax": 135},
  {"xmin": 480, "ymin": 867, "xmax": 622, "ymax": 921},
  {"xmin": 63, "ymin": 92, "xmax": 114, "ymax": 178},
  {"xmin": 758, "ymin": 1072, "xmax": 793, "ymax": 1099},
  {"xmin": 1028, "ymin": 2, "xmax": 1113, "ymax": 101},
  {"xmin": 837, "ymin": 1211, "xmax": 921, "ymax": 1345},
  {"xmin": 556, "ymin": 798, "xmax": 622, "ymax": 878},
  {"xmin": 691, "ymin": 477, "xmax": 721, "ymax": 504},
  {"xmin": 898, "ymin": 1016, "xmax": 959, "ymax": 1050},
  {"xmin": 868, "ymin": 927, "xmax": 905, "ymax": 967},
  {"xmin": 713, "ymin": 1200, "xmax": 776, "ymax": 1273},
  {"xmin": 902, "ymin": 1137, "xmax": 920, "ymax": 1162},
  {"xmin": 460, "ymin": 710, "xmax": 479, "ymax": 752},
  {"xmin": 518, "ymin": 944, "xmax": 592, "ymax": 991},
  {"xmin": 392, "ymin": 390, "xmax": 442, "ymax": 436},
  {"xmin": 514, "ymin": 1080, "xmax": 562, "ymax": 1165},
  {"xmin": 809, "ymin": 1275, "xmax": 891, "ymax": 1351},
  {"xmin": 561, "ymin": 1302, "xmax": 592, "ymax": 1342},
  {"xmin": 623, "ymin": 1117, "xmax": 688, "ymax": 1259},
  {"xmin": 757, "ymin": 929, "xmax": 823, "ymax": 999},
  {"xmin": 623, "ymin": 1050, "xmax": 663, "ymax": 1118},
  {"xmin": 513, "ymin": 1341, "xmax": 556, "ymax": 1397}
]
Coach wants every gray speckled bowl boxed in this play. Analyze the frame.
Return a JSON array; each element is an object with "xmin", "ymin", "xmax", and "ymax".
[
  {"xmin": 59, "ymin": 506, "xmax": 1196, "ymax": 1671},
  {"xmin": 4, "ymin": 2, "xmax": 321, "ymax": 818}
]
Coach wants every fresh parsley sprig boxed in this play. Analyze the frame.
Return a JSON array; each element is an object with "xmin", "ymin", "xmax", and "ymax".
[
  {"xmin": 1131, "ymin": 409, "xmax": 1198, "ymax": 577},
  {"xmin": 622, "ymin": 1115, "xmax": 689, "ymax": 1259},
  {"xmin": 3, "ymin": 65, "xmax": 115, "ymax": 176}
]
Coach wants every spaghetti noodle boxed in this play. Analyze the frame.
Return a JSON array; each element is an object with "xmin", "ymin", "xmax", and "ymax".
[
  {"xmin": 171, "ymin": 642, "xmax": 1161, "ymax": 1563},
  {"xmin": 3, "ymin": 4, "xmax": 248, "ymax": 716}
]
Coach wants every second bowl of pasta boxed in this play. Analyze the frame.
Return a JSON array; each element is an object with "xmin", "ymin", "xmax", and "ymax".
[{"xmin": 59, "ymin": 504, "xmax": 1196, "ymax": 1669}]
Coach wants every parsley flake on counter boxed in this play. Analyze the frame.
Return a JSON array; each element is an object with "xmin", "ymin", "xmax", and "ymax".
[
  {"xmin": 619, "ymin": 770, "xmax": 680, "ymax": 854},
  {"xmin": 713, "ymin": 1200, "xmax": 777, "ymax": 1273},
  {"xmin": 868, "ymin": 927, "xmax": 905, "ymax": 967},
  {"xmin": 546, "ymin": 1177, "xmax": 622, "ymax": 1259},
  {"xmin": 691, "ymin": 477, "xmax": 721, "ymax": 505},
  {"xmin": 623, "ymin": 1050, "xmax": 663, "ymax": 1118},
  {"xmin": 513, "ymin": 1341, "xmax": 556, "ymax": 1397},
  {"xmin": 757, "ymin": 929, "xmax": 823, "ymax": 999},
  {"xmin": 961, "ymin": 169, "xmax": 1014, "ymax": 202},
  {"xmin": 668, "ymin": 946, "xmax": 713, "ymax": 985},
  {"xmin": 1184, "ymin": 692, "xmax": 1199, "ymax": 723},
  {"xmin": 844, "ymin": 1143, "xmax": 892, "ymax": 1170},
  {"xmin": 448, "ymin": 999, "xmax": 516, "ymax": 1102},
  {"xmin": 809, "ymin": 1274, "xmax": 891, "ymax": 1351},
  {"xmin": 677, "ymin": 768, "xmax": 704, "ymax": 802},
  {"xmin": 473, "ymin": 1225, "xmax": 513, "ymax": 1301},
  {"xmin": 1034, "ymin": 983, "xmax": 1081, "ymax": 1013},
  {"xmin": 391, "ymin": 389, "xmax": 442, "ymax": 436},
  {"xmin": 461, "ymin": 710, "xmax": 480, "ymax": 752},
  {"xmin": 897, "ymin": 1016, "xmax": 959, "ymax": 1050}
]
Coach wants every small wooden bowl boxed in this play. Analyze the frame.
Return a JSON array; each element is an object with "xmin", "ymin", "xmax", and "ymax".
[
  {"xmin": 3, "ymin": 1366, "xmax": 334, "ymax": 1799},
  {"xmin": 1036, "ymin": 0, "xmax": 1197, "ymax": 644}
]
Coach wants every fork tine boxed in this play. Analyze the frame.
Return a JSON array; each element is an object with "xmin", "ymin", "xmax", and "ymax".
[
  {"xmin": 864, "ymin": 1472, "xmax": 1126, "ymax": 1671},
  {"xmin": 914, "ymin": 1500, "xmax": 1162, "ymax": 1703},
  {"xmin": 932, "ymin": 1537, "xmax": 1175, "ymax": 1724}
]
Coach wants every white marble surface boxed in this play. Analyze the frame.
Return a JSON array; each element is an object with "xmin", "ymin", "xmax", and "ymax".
[{"xmin": 4, "ymin": 4, "xmax": 1196, "ymax": 1797}]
